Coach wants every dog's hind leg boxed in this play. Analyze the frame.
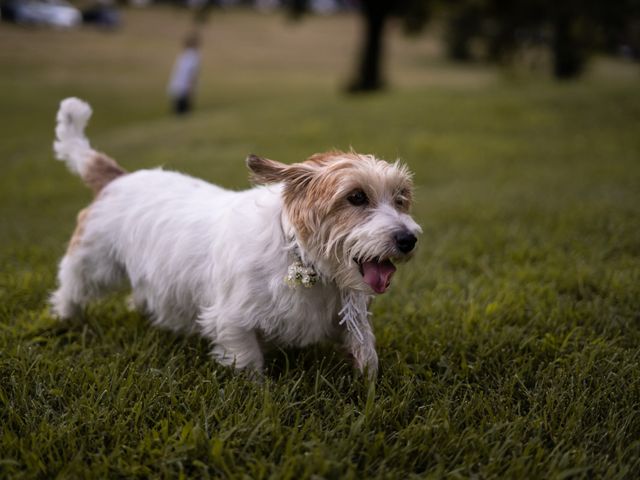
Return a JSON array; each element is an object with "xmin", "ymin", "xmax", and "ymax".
[
  {"xmin": 50, "ymin": 253, "xmax": 86, "ymax": 319},
  {"xmin": 50, "ymin": 249, "xmax": 125, "ymax": 319},
  {"xmin": 50, "ymin": 213, "xmax": 125, "ymax": 320}
]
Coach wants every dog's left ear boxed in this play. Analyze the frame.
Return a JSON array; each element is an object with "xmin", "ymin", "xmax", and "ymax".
[{"xmin": 246, "ymin": 154, "xmax": 315, "ymax": 186}]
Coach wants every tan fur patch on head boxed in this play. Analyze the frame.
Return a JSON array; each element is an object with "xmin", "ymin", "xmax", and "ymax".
[
  {"xmin": 246, "ymin": 150, "xmax": 416, "ymax": 272},
  {"xmin": 283, "ymin": 151, "xmax": 414, "ymax": 252},
  {"xmin": 83, "ymin": 152, "xmax": 126, "ymax": 194}
]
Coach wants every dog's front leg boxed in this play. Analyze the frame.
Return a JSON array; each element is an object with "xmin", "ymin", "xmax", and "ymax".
[
  {"xmin": 339, "ymin": 291, "xmax": 378, "ymax": 379},
  {"xmin": 343, "ymin": 323, "xmax": 378, "ymax": 380},
  {"xmin": 210, "ymin": 325, "xmax": 264, "ymax": 374}
]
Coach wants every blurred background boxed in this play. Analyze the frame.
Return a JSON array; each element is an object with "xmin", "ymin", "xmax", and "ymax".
[
  {"xmin": 1, "ymin": 0, "xmax": 638, "ymax": 170},
  {"xmin": 1, "ymin": 0, "xmax": 639, "ymax": 274}
]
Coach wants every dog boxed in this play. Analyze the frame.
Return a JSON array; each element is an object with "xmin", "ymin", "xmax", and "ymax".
[{"xmin": 50, "ymin": 97, "xmax": 421, "ymax": 378}]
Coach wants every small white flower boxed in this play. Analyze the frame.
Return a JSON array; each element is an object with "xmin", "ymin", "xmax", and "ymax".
[{"xmin": 284, "ymin": 260, "xmax": 318, "ymax": 289}]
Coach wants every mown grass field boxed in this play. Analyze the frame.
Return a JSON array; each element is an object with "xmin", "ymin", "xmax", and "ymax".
[{"xmin": 1, "ymin": 7, "xmax": 640, "ymax": 479}]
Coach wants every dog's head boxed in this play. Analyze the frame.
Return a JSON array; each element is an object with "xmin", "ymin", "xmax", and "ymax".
[{"xmin": 247, "ymin": 151, "xmax": 421, "ymax": 294}]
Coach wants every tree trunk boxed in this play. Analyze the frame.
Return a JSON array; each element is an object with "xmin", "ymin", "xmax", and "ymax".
[
  {"xmin": 552, "ymin": 14, "xmax": 586, "ymax": 79},
  {"xmin": 347, "ymin": 1, "xmax": 390, "ymax": 93},
  {"xmin": 446, "ymin": 8, "xmax": 479, "ymax": 61}
]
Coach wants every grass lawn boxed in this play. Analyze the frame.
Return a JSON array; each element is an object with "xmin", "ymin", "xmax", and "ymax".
[{"xmin": 1, "ymin": 7, "xmax": 639, "ymax": 479}]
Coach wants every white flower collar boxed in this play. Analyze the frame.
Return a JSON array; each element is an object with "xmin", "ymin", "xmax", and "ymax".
[
  {"xmin": 281, "ymin": 214, "xmax": 369, "ymax": 345},
  {"xmin": 284, "ymin": 257, "xmax": 318, "ymax": 288}
]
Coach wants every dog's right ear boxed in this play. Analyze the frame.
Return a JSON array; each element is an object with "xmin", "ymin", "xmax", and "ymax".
[
  {"xmin": 246, "ymin": 154, "xmax": 285, "ymax": 185},
  {"xmin": 246, "ymin": 154, "xmax": 315, "ymax": 186}
]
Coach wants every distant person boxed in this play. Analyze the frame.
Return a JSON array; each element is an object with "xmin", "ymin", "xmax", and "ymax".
[{"xmin": 168, "ymin": 33, "xmax": 201, "ymax": 115}]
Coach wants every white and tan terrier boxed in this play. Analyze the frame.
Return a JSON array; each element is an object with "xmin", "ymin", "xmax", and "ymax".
[{"xmin": 50, "ymin": 97, "xmax": 421, "ymax": 378}]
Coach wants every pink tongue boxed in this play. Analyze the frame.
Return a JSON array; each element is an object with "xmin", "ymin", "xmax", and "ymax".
[{"xmin": 362, "ymin": 259, "xmax": 396, "ymax": 294}]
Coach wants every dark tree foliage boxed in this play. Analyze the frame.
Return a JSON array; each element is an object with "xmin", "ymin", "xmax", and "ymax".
[
  {"xmin": 286, "ymin": 0, "xmax": 638, "ymax": 89},
  {"xmin": 445, "ymin": 0, "xmax": 640, "ymax": 79}
]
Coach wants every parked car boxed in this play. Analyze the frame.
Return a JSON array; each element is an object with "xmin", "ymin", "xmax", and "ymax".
[{"xmin": 1, "ymin": 0, "xmax": 81, "ymax": 28}]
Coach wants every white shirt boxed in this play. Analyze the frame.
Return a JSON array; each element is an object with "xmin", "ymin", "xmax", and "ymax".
[{"xmin": 168, "ymin": 48, "xmax": 200, "ymax": 97}]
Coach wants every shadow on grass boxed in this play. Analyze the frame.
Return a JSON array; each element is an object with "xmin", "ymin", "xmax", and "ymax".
[{"xmin": 22, "ymin": 305, "xmax": 365, "ymax": 387}]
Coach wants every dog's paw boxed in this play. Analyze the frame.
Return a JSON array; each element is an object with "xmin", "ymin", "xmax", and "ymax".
[
  {"xmin": 351, "ymin": 344, "xmax": 378, "ymax": 380},
  {"xmin": 49, "ymin": 290, "xmax": 79, "ymax": 320}
]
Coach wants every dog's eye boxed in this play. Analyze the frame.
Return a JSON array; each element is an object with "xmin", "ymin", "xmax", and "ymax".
[
  {"xmin": 347, "ymin": 189, "xmax": 369, "ymax": 207},
  {"xmin": 395, "ymin": 189, "xmax": 410, "ymax": 209}
]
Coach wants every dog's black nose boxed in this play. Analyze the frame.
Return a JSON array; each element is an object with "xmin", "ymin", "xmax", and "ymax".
[{"xmin": 394, "ymin": 231, "xmax": 417, "ymax": 254}]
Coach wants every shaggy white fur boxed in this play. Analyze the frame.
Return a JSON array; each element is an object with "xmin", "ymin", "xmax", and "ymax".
[{"xmin": 50, "ymin": 97, "xmax": 421, "ymax": 378}]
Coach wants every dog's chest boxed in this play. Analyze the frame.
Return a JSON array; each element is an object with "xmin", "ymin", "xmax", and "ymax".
[{"xmin": 261, "ymin": 283, "xmax": 341, "ymax": 347}]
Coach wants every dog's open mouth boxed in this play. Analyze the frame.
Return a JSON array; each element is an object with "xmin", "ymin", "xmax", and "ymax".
[{"xmin": 356, "ymin": 258, "xmax": 396, "ymax": 294}]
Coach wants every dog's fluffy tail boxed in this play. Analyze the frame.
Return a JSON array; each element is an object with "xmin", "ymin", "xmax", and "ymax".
[{"xmin": 54, "ymin": 97, "xmax": 126, "ymax": 194}]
